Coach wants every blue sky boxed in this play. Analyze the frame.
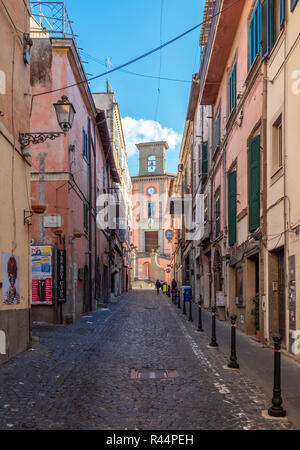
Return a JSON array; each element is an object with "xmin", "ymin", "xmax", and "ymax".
[{"xmin": 49, "ymin": 0, "xmax": 205, "ymax": 175}]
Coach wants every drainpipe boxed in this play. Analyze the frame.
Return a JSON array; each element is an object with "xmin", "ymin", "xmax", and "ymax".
[
  {"xmin": 223, "ymin": 139, "xmax": 228, "ymax": 316},
  {"xmin": 88, "ymin": 118, "xmax": 93, "ymax": 311},
  {"xmin": 93, "ymin": 122, "xmax": 97, "ymax": 307},
  {"xmin": 283, "ymin": 34, "xmax": 288, "ymax": 348},
  {"xmin": 262, "ymin": 62, "xmax": 268, "ymax": 342}
]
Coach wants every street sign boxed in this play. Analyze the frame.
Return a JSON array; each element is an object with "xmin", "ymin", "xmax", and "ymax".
[{"xmin": 165, "ymin": 229, "xmax": 173, "ymax": 240}]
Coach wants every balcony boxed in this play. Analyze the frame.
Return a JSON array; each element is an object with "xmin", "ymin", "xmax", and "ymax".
[{"xmin": 199, "ymin": 0, "xmax": 244, "ymax": 105}]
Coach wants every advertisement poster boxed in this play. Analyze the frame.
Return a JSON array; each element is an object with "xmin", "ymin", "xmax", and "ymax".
[
  {"xmin": 2, "ymin": 252, "xmax": 20, "ymax": 305},
  {"xmin": 31, "ymin": 246, "xmax": 52, "ymax": 305}
]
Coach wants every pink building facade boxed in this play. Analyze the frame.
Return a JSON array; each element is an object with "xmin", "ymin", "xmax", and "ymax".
[
  {"xmin": 29, "ymin": 34, "xmax": 115, "ymax": 323},
  {"xmin": 131, "ymin": 142, "xmax": 175, "ymax": 285}
]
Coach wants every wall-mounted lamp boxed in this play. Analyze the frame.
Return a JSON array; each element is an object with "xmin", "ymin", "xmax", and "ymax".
[{"xmin": 19, "ymin": 96, "xmax": 76, "ymax": 149}]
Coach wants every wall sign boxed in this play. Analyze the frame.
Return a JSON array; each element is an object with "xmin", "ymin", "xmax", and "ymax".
[
  {"xmin": 2, "ymin": 252, "xmax": 20, "ymax": 305},
  {"xmin": 43, "ymin": 215, "xmax": 62, "ymax": 228},
  {"xmin": 57, "ymin": 249, "xmax": 66, "ymax": 303},
  {"xmin": 31, "ymin": 246, "xmax": 52, "ymax": 305}
]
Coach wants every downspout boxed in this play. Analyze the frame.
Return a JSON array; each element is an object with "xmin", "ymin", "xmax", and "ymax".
[
  {"xmin": 223, "ymin": 133, "xmax": 227, "ymax": 314},
  {"xmin": 262, "ymin": 62, "xmax": 268, "ymax": 342},
  {"xmin": 88, "ymin": 117, "xmax": 92, "ymax": 311},
  {"xmin": 283, "ymin": 34, "xmax": 288, "ymax": 348},
  {"xmin": 93, "ymin": 122, "xmax": 97, "ymax": 307}
]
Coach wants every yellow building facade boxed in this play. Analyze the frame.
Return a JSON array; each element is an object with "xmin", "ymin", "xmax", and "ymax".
[
  {"xmin": 265, "ymin": 0, "xmax": 300, "ymax": 357},
  {"xmin": 0, "ymin": 0, "xmax": 32, "ymax": 362}
]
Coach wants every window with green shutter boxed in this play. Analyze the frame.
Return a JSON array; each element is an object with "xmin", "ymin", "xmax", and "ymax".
[
  {"xmin": 214, "ymin": 106, "xmax": 221, "ymax": 151},
  {"xmin": 250, "ymin": 2, "xmax": 260, "ymax": 67},
  {"xmin": 202, "ymin": 141, "xmax": 208, "ymax": 178},
  {"xmin": 249, "ymin": 135, "xmax": 261, "ymax": 231},
  {"xmin": 82, "ymin": 128, "xmax": 88, "ymax": 162},
  {"xmin": 228, "ymin": 170, "xmax": 237, "ymax": 246},
  {"xmin": 228, "ymin": 64, "xmax": 236, "ymax": 116}
]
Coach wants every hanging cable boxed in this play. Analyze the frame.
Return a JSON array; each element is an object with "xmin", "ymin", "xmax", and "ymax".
[{"xmin": 31, "ymin": 0, "xmax": 244, "ymax": 99}]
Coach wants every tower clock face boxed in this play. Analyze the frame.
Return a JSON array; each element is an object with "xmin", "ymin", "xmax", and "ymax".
[{"xmin": 147, "ymin": 187, "xmax": 156, "ymax": 195}]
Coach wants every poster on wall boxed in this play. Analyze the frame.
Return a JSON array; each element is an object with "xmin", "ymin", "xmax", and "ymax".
[
  {"xmin": 31, "ymin": 246, "xmax": 52, "ymax": 305},
  {"xmin": 2, "ymin": 252, "xmax": 20, "ymax": 305}
]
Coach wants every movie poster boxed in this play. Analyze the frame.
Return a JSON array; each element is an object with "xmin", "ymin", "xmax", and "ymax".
[
  {"xmin": 2, "ymin": 252, "xmax": 20, "ymax": 305},
  {"xmin": 31, "ymin": 246, "xmax": 52, "ymax": 305}
]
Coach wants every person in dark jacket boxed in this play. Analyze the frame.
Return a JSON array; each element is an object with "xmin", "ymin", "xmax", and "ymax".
[
  {"xmin": 171, "ymin": 278, "xmax": 177, "ymax": 290},
  {"xmin": 155, "ymin": 280, "xmax": 161, "ymax": 295}
]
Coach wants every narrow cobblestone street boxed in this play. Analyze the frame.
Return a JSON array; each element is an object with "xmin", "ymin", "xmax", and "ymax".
[{"xmin": 0, "ymin": 290, "xmax": 294, "ymax": 430}]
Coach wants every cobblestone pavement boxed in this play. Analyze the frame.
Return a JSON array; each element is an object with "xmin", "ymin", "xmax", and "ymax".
[{"xmin": 0, "ymin": 290, "xmax": 294, "ymax": 430}]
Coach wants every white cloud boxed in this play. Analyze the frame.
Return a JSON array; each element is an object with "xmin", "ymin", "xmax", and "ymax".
[{"xmin": 121, "ymin": 116, "xmax": 182, "ymax": 158}]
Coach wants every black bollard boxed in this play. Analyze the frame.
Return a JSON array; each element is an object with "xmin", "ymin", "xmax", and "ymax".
[
  {"xmin": 188, "ymin": 296, "xmax": 193, "ymax": 322},
  {"xmin": 268, "ymin": 334, "xmax": 286, "ymax": 417},
  {"xmin": 177, "ymin": 289, "xmax": 181, "ymax": 309},
  {"xmin": 209, "ymin": 305, "xmax": 218, "ymax": 347},
  {"xmin": 183, "ymin": 292, "xmax": 186, "ymax": 315},
  {"xmin": 168, "ymin": 285, "xmax": 171, "ymax": 298},
  {"xmin": 228, "ymin": 315, "xmax": 239, "ymax": 368},
  {"xmin": 197, "ymin": 297, "xmax": 203, "ymax": 332}
]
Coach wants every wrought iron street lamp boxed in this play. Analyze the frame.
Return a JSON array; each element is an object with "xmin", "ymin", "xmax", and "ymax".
[{"xmin": 19, "ymin": 95, "xmax": 76, "ymax": 149}]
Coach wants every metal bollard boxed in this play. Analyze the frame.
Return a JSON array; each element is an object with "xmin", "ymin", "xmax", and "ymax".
[
  {"xmin": 209, "ymin": 305, "xmax": 218, "ymax": 347},
  {"xmin": 168, "ymin": 285, "xmax": 171, "ymax": 298},
  {"xmin": 183, "ymin": 292, "xmax": 186, "ymax": 315},
  {"xmin": 268, "ymin": 334, "xmax": 286, "ymax": 417},
  {"xmin": 177, "ymin": 289, "xmax": 181, "ymax": 309},
  {"xmin": 197, "ymin": 297, "xmax": 203, "ymax": 332},
  {"xmin": 227, "ymin": 315, "xmax": 239, "ymax": 368},
  {"xmin": 188, "ymin": 296, "xmax": 193, "ymax": 322}
]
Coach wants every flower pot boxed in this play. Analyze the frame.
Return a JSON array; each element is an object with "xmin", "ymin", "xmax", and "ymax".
[{"xmin": 31, "ymin": 204, "xmax": 46, "ymax": 214}]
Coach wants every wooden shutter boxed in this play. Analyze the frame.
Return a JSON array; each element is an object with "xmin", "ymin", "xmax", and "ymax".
[
  {"xmin": 280, "ymin": 0, "xmax": 285, "ymax": 28},
  {"xmin": 228, "ymin": 170, "xmax": 237, "ymax": 246},
  {"xmin": 249, "ymin": 135, "xmax": 261, "ymax": 231},
  {"xmin": 261, "ymin": 0, "xmax": 269, "ymax": 60},
  {"xmin": 202, "ymin": 141, "xmax": 208, "ymax": 177}
]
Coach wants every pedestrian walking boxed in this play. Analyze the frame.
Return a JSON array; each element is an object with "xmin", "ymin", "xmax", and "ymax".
[
  {"xmin": 155, "ymin": 280, "xmax": 161, "ymax": 295},
  {"xmin": 171, "ymin": 278, "xmax": 177, "ymax": 291}
]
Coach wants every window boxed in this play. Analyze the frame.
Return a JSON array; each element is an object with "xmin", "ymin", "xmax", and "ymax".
[
  {"xmin": 261, "ymin": 0, "xmax": 283, "ymax": 60},
  {"xmin": 204, "ymin": 195, "xmax": 209, "ymax": 223},
  {"xmin": 148, "ymin": 156, "xmax": 156, "ymax": 172},
  {"xmin": 215, "ymin": 192, "xmax": 220, "ymax": 237},
  {"xmin": 228, "ymin": 170, "xmax": 237, "ymax": 246},
  {"xmin": 148, "ymin": 202, "xmax": 155, "ymax": 219},
  {"xmin": 250, "ymin": 2, "xmax": 260, "ymax": 67},
  {"xmin": 202, "ymin": 141, "xmax": 208, "ymax": 178},
  {"xmin": 83, "ymin": 202, "xmax": 89, "ymax": 232},
  {"xmin": 249, "ymin": 135, "xmax": 261, "ymax": 231},
  {"xmin": 102, "ymin": 160, "xmax": 106, "ymax": 189},
  {"xmin": 228, "ymin": 64, "xmax": 236, "ymax": 116},
  {"xmin": 214, "ymin": 106, "xmax": 221, "ymax": 150},
  {"xmin": 82, "ymin": 128, "xmax": 88, "ymax": 162},
  {"xmin": 272, "ymin": 115, "xmax": 283, "ymax": 174}
]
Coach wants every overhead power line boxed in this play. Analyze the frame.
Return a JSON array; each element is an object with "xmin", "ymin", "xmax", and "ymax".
[
  {"xmin": 32, "ymin": 0, "xmax": 244, "ymax": 98},
  {"xmin": 80, "ymin": 51, "xmax": 190, "ymax": 83}
]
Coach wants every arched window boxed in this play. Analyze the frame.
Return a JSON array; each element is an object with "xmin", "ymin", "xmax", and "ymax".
[{"xmin": 148, "ymin": 156, "xmax": 156, "ymax": 172}]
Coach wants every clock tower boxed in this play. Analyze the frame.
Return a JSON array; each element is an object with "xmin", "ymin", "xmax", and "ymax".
[{"xmin": 131, "ymin": 141, "xmax": 176, "ymax": 285}]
